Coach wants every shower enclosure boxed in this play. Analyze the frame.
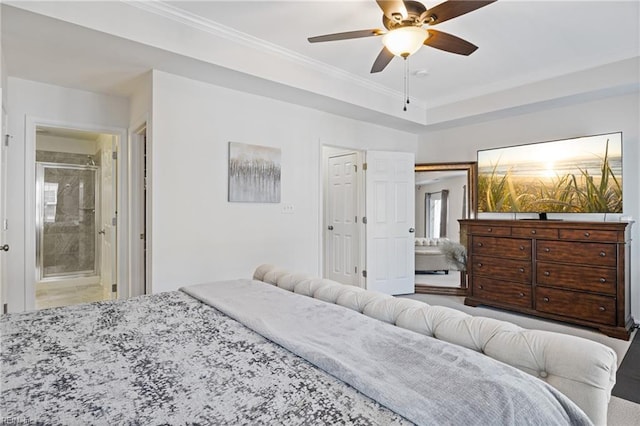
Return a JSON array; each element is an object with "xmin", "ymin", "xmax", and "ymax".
[{"xmin": 36, "ymin": 162, "xmax": 100, "ymax": 281}]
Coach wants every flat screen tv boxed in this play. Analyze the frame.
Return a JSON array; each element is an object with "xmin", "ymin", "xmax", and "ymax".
[{"xmin": 477, "ymin": 132, "xmax": 622, "ymax": 214}]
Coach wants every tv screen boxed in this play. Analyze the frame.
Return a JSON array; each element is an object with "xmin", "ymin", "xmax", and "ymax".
[{"xmin": 477, "ymin": 132, "xmax": 622, "ymax": 213}]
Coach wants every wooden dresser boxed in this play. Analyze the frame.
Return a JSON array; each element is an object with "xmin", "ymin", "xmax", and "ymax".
[{"xmin": 460, "ymin": 219, "xmax": 632, "ymax": 340}]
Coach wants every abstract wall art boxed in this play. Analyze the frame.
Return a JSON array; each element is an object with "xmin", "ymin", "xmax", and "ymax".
[{"xmin": 228, "ymin": 142, "xmax": 281, "ymax": 203}]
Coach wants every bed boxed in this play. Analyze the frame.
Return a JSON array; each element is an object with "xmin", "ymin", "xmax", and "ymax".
[{"xmin": 1, "ymin": 264, "xmax": 617, "ymax": 425}]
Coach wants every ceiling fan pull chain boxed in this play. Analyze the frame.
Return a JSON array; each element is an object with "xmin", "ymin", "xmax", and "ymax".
[
  {"xmin": 406, "ymin": 59, "xmax": 410, "ymax": 106},
  {"xmin": 403, "ymin": 57, "xmax": 408, "ymax": 111}
]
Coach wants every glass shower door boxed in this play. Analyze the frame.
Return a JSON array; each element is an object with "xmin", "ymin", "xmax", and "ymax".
[{"xmin": 36, "ymin": 163, "xmax": 100, "ymax": 280}]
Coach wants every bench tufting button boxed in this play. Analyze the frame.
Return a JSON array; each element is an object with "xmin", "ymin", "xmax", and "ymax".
[{"xmin": 539, "ymin": 371, "xmax": 548, "ymax": 378}]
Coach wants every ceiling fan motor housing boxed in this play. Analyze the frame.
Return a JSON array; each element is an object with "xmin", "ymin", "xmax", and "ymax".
[{"xmin": 383, "ymin": 1, "xmax": 430, "ymax": 30}]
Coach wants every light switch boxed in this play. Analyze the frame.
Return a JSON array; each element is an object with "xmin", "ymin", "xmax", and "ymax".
[{"xmin": 281, "ymin": 204, "xmax": 295, "ymax": 214}]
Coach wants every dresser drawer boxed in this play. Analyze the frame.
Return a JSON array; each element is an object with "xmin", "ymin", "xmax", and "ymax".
[
  {"xmin": 536, "ymin": 241, "xmax": 617, "ymax": 267},
  {"xmin": 472, "ymin": 276, "xmax": 532, "ymax": 308},
  {"xmin": 512, "ymin": 227, "xmax": 558, "ymax": 239},
  {"xmin": 471, "ymin": 236, "xmax": 531, "ymax": 259},
  {"xmin": 472, "ymin": 255, "xmax": 531, "ymax": 283},
  {"xmin": 536, "ymin": 287, "xmax": 616, "ymax": 325},
  {"xmin": 536, "ymin": 262, "xmax": 616, "ymax": 295},
  {"xmin": 559, "ymin": 229, "xmax": 620, "ymax": 242},
  {"xmin": 469, "ymin": 225, "xmax": 511, "ymax": 236}
]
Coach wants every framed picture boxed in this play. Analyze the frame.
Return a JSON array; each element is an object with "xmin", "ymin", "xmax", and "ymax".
[{"xmin": 228, "ymin": 142, "xmax": 281, "ymax": 203}]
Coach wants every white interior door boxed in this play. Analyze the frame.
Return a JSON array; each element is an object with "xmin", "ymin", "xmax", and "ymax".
[
  {"xmin": 365, "ymin": 151, "xmax": 415, "ymax": 295},
  {"xmin": 100, "ymin": 136, "xmax": 117, "ymax": 299},
  {"xmin": 0, "ymin": 105, "xmax": 8, "ymax": 312},
  {"xmin": 326, "ymin": 152, "xmax": 360, "ymax": 286}
]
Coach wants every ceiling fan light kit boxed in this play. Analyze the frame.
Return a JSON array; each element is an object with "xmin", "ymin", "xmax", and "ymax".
[{"xmin": 382, "ymin": 27, "xmax": 428, "ymax": 58}]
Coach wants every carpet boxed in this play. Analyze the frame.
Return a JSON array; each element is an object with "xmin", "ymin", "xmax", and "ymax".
[{"xmin": 612, "ymin": 329, "xmax": 640, "ymax": 404}]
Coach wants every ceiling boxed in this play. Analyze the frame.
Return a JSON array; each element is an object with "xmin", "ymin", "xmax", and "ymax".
[
  {"xmin": 2, "ymin": 1, "xmax": 639, "ymax": 130},
  {"xmin": 165, "ymin": 0, "xmax": 638, "ymax": 106}
]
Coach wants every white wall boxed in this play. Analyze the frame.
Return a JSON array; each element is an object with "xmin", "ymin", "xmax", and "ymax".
[
  {"xmin": 417, "ymin": 91, "xmax": 640, "ymax": 321},
  {"xmin": 129, "ymin": 71, "xmax": 152, "ymax": 128},
  {"xmin": 150, "ymin": 70, "xmax": 417, "ymax": 293},
  {"xmin": 0, "ymin": 2, "xmax": 5, "ymax": 107},
  {"xmin": 6, "ymin": 77, "xmax": 129, "ymax": 312}
]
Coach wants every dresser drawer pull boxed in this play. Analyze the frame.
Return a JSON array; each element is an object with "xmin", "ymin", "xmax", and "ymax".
[
  {"xmin": 599, "ymin": 306, "xmax": 606, "ymax": 312},
  {"xmin": 599, "ymin": 278, "xmax": 606, "ymax": 283},
  {"xmin": 518, "ymin": 292, "xmax": 525, "ymax": 298},
  {"xmin": 478, "ymin": 285, "xmax": 484, "ymax": 290},
  {"xmin": 518, "ymin": 268, "xmax": 525, "ymax": 273},
  {"xmin": 531, "ymin": 230, "xmax": 537, "ymax": 234},
  {"xmin": 477, "ymin": 263, "xmax": 483, "ymax": 268},
  {"xmin": 584, "ymin": 232, "xmax": 591, "ymax": 237},
  {"xmin": 543, "ymin": 247, "xmax": 551, "ymax": 253},
  {"xmin": 487, "ymin": 228, "xmax": 492, "ymax": 232},
  {"xmin": 543, "ymin": 297, "xmax": 550, "ymax": 302},
  {"xmin": 519, "ymin": 245, "xmax": 525, "ymax": 251},
  {"xmin": 477, "ymin": 242, "xmax": 483, "ymax": 247},
  {"xmin": 544, "ymin": 271, "xmax": 550, "ymax": 277},
  {"xmin": 599, "ymin": 251, "xmax": 606, "ymax": 257}
]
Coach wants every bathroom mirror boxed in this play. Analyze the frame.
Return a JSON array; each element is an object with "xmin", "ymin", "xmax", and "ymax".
[{"xmin": 414, "ymin": 162, "xmax": 476, "ymax": 295}]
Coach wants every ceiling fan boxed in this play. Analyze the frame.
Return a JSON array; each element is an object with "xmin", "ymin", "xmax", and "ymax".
[{"xmin": 308, "ymin": 0, "xmax": 496, "ymax": 73}]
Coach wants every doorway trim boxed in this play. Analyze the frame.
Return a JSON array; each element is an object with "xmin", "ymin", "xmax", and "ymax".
[{"xmin": 24, "ymin": 116, "xmax": 129, "ymax": 310}]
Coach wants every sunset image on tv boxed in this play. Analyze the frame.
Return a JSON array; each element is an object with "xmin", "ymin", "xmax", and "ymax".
[{"xmin": 477, "ymin": 133, "xmax": 622, "ymax": 213}]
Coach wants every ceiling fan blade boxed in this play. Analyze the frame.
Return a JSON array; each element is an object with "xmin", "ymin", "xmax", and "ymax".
[
  {"xmin": 376, "ymin": 0, "xmax": 408, "ymax": 22},
  {"xmin": 425, "ymin": 0, "xmax": 496, "ymax": 26},
  {"xmin": 425, "ymin": 29, "xmax": 478, "ymax": 55},
  {"xmin": 308, "ymin": 29, "xmax": 384, "ymax": 43},
  {"xmin": 371, "ymin": 47, "xmax": 395, "ymax": 73}
]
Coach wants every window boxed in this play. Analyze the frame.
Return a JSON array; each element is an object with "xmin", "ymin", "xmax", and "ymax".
[
  {"xmin": 425, "ymin": 190, "xmax": 449, "ymax": 239},
  {"xmin": 43, "ymin": 182, "xmax": 58, "ymax": 223}
]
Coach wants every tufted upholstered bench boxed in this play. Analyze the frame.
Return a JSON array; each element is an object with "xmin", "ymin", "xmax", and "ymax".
[{"xmin": 253, "ymin": 264, "xmax": 618, "ymax": 426}]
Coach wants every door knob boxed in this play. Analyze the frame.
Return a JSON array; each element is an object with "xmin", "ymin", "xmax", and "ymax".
[
  {"xmin": 98, "ymin": 230, "xmax": 106, "ymax": 235},
  {"xmin": 327, "ymin": 226, "xmax": 334, "ymax": 231},
  {"xmin": 409, "ymin": 228, "xmax": 415, "ymax": 233},
  {"xmin": 0, "ymin": 244, "xmax": 8, "ymax": 252}
]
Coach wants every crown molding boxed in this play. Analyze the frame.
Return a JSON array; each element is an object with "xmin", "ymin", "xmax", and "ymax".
[{"xmin": 124, "ymin": 0, "xmax": 427, "ymax": 110}]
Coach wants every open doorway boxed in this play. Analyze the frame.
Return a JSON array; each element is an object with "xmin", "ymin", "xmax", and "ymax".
[
  {"xmin": 130, "ymin": 123, "xmax": 149, "ymax": 297},
  {"xmin": 34, "ymin": 126, "xmax": 118, "ymax": 309},
  {"xmin": 322, "ymin": 146, "xmax": 416, "ymax": 295}
]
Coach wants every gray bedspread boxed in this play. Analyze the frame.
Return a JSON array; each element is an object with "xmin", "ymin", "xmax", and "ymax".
[
  {"xmin": 184, "ymin": 279, "xmax": 592, "ymax": 426},
  {"xmin": 1, "ymin": 278, "xmax": 592, "ymax": 425},
  {"xmin": 1, "ymin": 291, "xmax": 409, "ymax": 425}
]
